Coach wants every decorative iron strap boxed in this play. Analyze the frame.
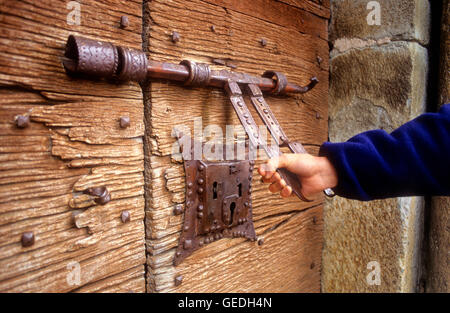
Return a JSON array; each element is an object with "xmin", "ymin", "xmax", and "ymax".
[{"xmin": 225, "ymin": 81, "xmax": 312, "ymax": 202}]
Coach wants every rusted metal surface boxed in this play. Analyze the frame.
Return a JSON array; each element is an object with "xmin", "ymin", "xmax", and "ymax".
[
  {"xmin": 83, "ymin": 186, "xmax": 111, "ymax": 205},
  {"xmin": 119, "ymin": 15, "xmax": 129, "ymax": 29},
  {"xmin": 62, "ymin": 35, "xmax": 317, "ymax": 94},
  {"xmin": 62, "ymin": 35, "xmax": 147, "ymax": 83},
  {"xmin": 119, "ymin": 116, "xmax": 130, "ymax": 129},
  {"xmin": 21, "ymin": 231, "xmax": 35, "ymax": 247},
  {"xmin": 120, "ymin": 211, "xmax": 131, "ymax": 223},
  {"xmin": 173, "ymin": 137, "xmax": 256, "ymax": 266},
  {"xmin": 14, "ymin": 115, "xmax": 30, "ymax": 128}
]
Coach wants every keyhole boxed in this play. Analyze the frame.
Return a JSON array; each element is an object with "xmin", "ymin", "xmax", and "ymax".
[
  {"xmin": 229, "ymin": 202, "xmax": 236, "ymax": 225},
  {"xmin": 213, "ymin": 181, "xmax": 218, "ymax": 199},
  {"xmin": 238, "ymin": 183, "xmax": 242, "ymax": 197}
]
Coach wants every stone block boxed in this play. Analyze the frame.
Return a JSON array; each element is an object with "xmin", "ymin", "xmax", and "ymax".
[
  {"xmin": 323, "ymin": 41, "xmax": 428, "ymax": 292},
  {"xmin": 330, "ymin": 0, "xmax": 430, "ymax": 46}
]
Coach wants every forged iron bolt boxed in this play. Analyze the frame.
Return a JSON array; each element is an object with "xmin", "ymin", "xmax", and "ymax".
[
  {"xmin": 263, "ymin": 109, "xmax": 268, "ymax": 114},
  {"xmin": 187, "ymin": 182, "xmax": 193, "ymax": 188},
  {"xmin": 21, "ymin": 231, "xmax": 35, "ymax": 247},
  {"xmin": 120, "ymin": 211, "xmax": 130, "ymax": 223},
  {"xmin": 171, "ymin": 31, "xmax": 180, "ymax": 43},
  {"xmin": 84, "ymin": 186, "xmax": 110, "ymax": 205},
  {"xmin": 260, "ymin": 38, "xmax": 267, "ymax": 46},
  {"xmin": 215, "ymin": 233, "xmax": 220, "ymax": 240},
  {"xmin": 199, "ymin": 164, "xmax": 205, "ymax": 171},
  {"xmin": 209, "ymin": 235, "xmax": 214, "ymax": 242},
  {"xmin": 120, "ymin": 15, "xmax": 129, "ymax": 28},
  {"xmin": 197, "ymin": 204, "xmax": 204, "ymax": 212},
  {"xmin": 95, "ymin": 193, "xmax": 111, "ymax": 205},
  {"xmin": 249, "ymin": 160, "xmax": 255, "ymax": 166},
  {"xmin": 198, "ymin": 178, "xmax": 204, "ymax": 185},
  {"xmin": 186, "ymin": 201, "xmax": 191, "ymax": 207},
  {"xmin": 199, "ymin": 239, "xmax": 204, "ymax": 246},
  {"xmin": 173, "ymin": 204, "xmax": 183, "ymax": 215},
  {"xmin": 176, "ymin": 251, "xmax": 181, "ymax": 257},
  {"xmin": 188, "ymin": 190, "xmax": 193, "ymax": 196},
  {"xmin": 213, "ymin": 219, "xmax": 218, "ymax": 224},
  {"xmin": 244, "ymin": 202, "xmax": 249, "ymax": 207},
  {"xmin": 258, "ymin": 98, "xmax": 264, "ymax": 103},
  {"xmin": 205, "ymin": 237, "xmax": 210, "ymax": 244},
  {"xmin": 15, "ymin": 115, "xmax": 30, "ymax": 128},
  {"xmin": 174, "ymin": 275, "xmax": 183, "ymax": 286},
  {"xmin": 237, "ymin": 101, "xmax": 243, "ymax": 107},
  {"xmin": 210, "ymin": 25, "xmax": 216, "ymax": 32},
  {"xmin": 197, "ymin": 187, "xmax": 204, "ymax": 194},
  {"xmin": 257, "ymin": 238, "xmax": 264, "ymax": 246},
  {"xmin": 197, "ymin": 212, "xmax": 203, "ymax": 218},
  {"xmin": 316, "ymin": 112, "xmax": 321, "ymax": 119},
  {"xmin": 119, "ymin": 116, "xmax": 130, "ymax": 128}
]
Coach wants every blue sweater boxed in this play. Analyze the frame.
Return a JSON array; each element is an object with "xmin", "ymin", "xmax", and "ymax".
[{"xmin": 319, "ymin": 104, "xmax": 450, "ymax": 201}]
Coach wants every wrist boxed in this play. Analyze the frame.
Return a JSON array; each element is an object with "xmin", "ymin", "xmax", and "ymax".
[{"xmin": 317, "ymin": 156, "xmax": 338, "ymax": 191}]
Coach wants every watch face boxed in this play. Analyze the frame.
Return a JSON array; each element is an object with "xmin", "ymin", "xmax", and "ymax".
[{"xmin": 324, "ymin": 188, "xmax": 336, "ymax": 197}]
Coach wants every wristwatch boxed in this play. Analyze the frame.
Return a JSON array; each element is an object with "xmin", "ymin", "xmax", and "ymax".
[{"xmin": 323, "ymin": 188, "xmax": 336, "ymax": 198}]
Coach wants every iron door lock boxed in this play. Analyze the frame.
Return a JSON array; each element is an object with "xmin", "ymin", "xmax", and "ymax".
[{"xmin": 173, "ymin": 138, "xmax": 256, "ymax": 266}]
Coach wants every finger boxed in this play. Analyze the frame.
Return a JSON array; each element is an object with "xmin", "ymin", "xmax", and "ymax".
[
  {"xmin": 280, "ymin": 185, "xmax": 292, "ymax": 198},
  {"xmin": 263, "ymin": 154, "xmax": 298, "ymax": 179},
  {"xmin": 268, "ymin": 179, "xmax": 287, "ymax": 193},
  {"xmin": 259, "ymin": 162, "xmax": 277, "ymax": 180},
  {"xmin": 262, "ymin": 172, "xmax": 281, "ymax": 184},
  {"xmin": 257, "ymin": 166, "xmax": 266, "ymax": 177}
]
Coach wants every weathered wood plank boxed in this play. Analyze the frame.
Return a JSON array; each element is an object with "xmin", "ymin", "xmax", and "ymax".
[
  {"xmin": 277, "ymin": 0, "xmax": 331, "ymax": 19},
  {"xmin": 74, "ymin": 265, "xmax": 146, "ymax": 293},
  {"xmin": 152, "ymin": 206, "xmax": 323, "ymax": 292},
  {"xmin": 144, "ymin": 0, "xmax": 328, "ymax": 292},
  {"xmin": 0, "ymin": 0, "xmax": 146, "ymax": 292}
]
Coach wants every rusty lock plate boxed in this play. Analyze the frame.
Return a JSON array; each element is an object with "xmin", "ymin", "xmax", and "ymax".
[{"xmin": 173, "ymin": 139, "xmax": 256, "ymax": 266}]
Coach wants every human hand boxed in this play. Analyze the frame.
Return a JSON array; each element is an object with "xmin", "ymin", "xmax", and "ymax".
[{"xmin": 258, "ymin": 154, "xmax": 338, "ymax": 199}]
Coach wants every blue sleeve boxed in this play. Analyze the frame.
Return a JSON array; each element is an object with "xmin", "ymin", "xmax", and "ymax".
[{"xmin": 319, "ymin": 104, "xmax": 450, "ymax": 201}]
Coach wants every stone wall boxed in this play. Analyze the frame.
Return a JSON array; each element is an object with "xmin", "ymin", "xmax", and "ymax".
[
  {"xmin": 427, "ymin": 0, "xmax": 449, "ymax": 293},
  {"xmin": 323, "ymin": 0, "xmax": 430, "ymax": 292}
]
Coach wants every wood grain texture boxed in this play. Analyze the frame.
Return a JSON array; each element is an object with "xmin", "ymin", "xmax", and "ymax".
[
  {"xmin": 143, "ymin": 0, "xmax": 328, "ymax": 292},
  {"xmin": 0, "ymin": 0, "xmax": 146, "ymax": 292}
]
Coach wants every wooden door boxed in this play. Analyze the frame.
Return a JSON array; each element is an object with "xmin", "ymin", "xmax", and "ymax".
[
  {"xmin": 144, "ymin": 0, "xmax": 329, "ymax": 292},
  {"xmin": 0, "ymin": 0, "xmax": 329, "ymax": 292},
  {"xmin": 0, "ymin": 0, "xmax": 146, "ymax": 292}
]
